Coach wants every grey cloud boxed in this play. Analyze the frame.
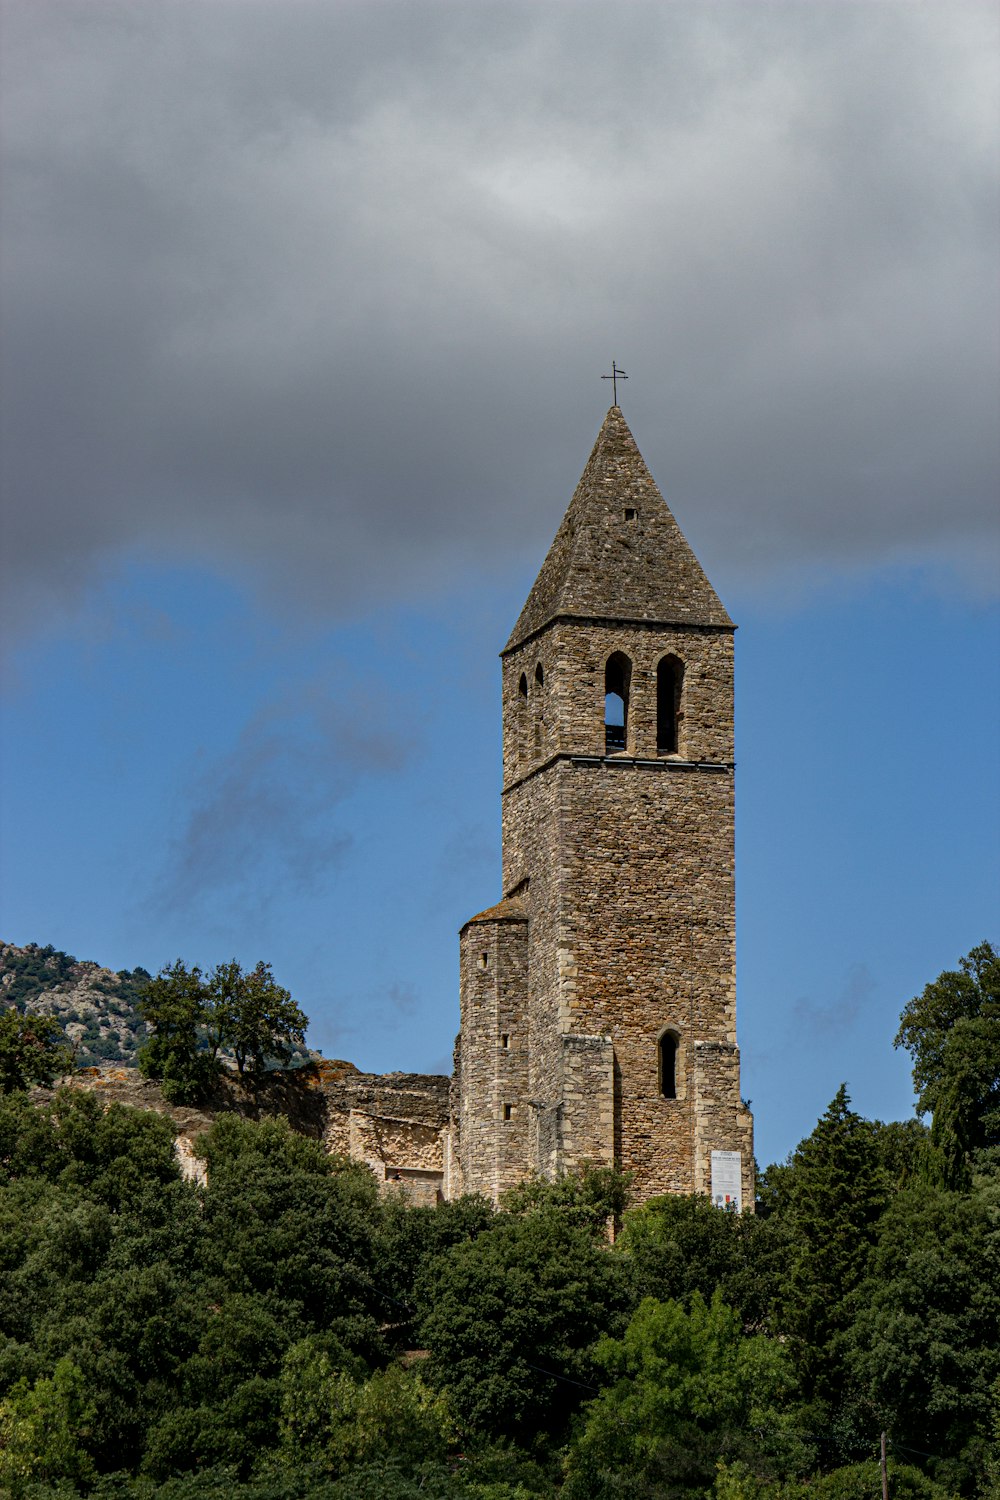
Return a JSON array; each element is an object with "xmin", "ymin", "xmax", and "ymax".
[
  {"xmin": 383, "ymin": 981, "xmax": 419, "ymax": 1018},
  {"xmin": 792, "ymin": 961, "xmax": 876, "ymax": 1037},
  {"xmin": 149, "ymin": 668, "xmax": 411, "ymax": 916},
  {"xmin": 2, "ymin": 1, "xmax": 997, "ymax": 641}
]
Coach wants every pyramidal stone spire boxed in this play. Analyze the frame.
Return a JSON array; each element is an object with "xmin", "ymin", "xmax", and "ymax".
[{"xmin": 506, "ymin": 406, "xmax": 732, "ymax": 651}]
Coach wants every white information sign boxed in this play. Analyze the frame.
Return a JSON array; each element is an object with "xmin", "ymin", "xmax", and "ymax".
[{"xmin": 710, "ymin": 1149, "xmax": 743, "ymax": 1213}]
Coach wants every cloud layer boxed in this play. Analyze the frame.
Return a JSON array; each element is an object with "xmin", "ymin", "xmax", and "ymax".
[{"xmin": 3, "ymin": 1, "xmax": 998, "ymax": 639}]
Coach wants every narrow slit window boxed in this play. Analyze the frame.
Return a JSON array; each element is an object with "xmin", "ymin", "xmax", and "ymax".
[
  {"xmin": 534, "ymin": 662, "xmax": 544, "ymax": 687},
  {"xmin": 605, "ymin": 652, "xmax": 631, "ymax": 754},
  {"xmin": 478, "ymin": 951, "xmax": 489, "ymax": 970},
  {"xmin": 517, "ymin": 672, "xmax": 530, "ymax": 762},
  {"xmin": 657, "ymin": 656, "xmax": 683, "ymax": 754},
  {"xmin": 502, "ymin": 1102, "xmax": 513, "ymax": 1121},
  {"xmin": 500, "ymin": 1033, "xmax": 510, "ymax": 1049},
  {"xmin": 659, "ymin": 1032, "xmax": 678, "ymax": 1099}
]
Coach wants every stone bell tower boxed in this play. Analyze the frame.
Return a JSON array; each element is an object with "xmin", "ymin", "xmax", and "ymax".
[{"xmin": 453, "ymin": 405, "xmax": 753, "ymax": 1208}]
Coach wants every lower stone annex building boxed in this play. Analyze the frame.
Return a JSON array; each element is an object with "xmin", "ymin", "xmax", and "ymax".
[{"xmin": 322, "ymin": 402, "xmax": 754, "ymax": 1213}]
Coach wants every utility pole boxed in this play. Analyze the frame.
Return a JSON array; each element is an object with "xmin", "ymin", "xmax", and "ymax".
[{"xmin": 881, "ymin": 1430, "xmax": 889, "ymax": 1500}]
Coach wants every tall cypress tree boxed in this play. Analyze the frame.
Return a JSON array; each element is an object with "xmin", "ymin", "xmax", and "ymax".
[{"xmin": 776, "ymin": 1085, "xmax": 888, "ymax": 1414}]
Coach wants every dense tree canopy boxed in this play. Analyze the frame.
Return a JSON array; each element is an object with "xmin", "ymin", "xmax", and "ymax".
[
  {"xmin": 0, "ymin": 943, "xmax": 996, "ymax": 1498},
  {"xmin": 563, "ymin": 1292, "xmax": 807, "ymax": 1499},
  {"xmin": 417, "ymin": 1189, "xmax": 629, "ymax": 1440}
]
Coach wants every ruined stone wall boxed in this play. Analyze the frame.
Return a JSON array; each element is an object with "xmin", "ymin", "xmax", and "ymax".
[
  {"xmin": 28, "ymin": 1062, "xmax": 449, "ymax": 1200},
  {"xmin": 44, "ymin": 1062, "xmax": 453, "ymax": 1205},
  {"xmin": 317, "ymin": 1065, "xmax": 450, "ymax": 1199}
]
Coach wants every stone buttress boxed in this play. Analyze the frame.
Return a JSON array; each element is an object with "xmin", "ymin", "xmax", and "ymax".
[{"xmin": 454, "ymin": 406, "xmax": 754, "ymax": 1207}]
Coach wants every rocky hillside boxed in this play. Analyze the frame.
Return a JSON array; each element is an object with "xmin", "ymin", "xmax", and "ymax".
[
  {"xmin": 1, "ymin": 941, "xmax": 317, "ymax": 1071},
  {"xmin": 1, "ymin": 941, "xmax": 151, "ymax": 1068}
]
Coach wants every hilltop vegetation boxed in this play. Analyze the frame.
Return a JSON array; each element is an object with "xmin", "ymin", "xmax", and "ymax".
[
  {"xmin": 0, "ymin": 944, "xmax": 316, "ymax": 1079},
  {"xmin": 1, "ymin": 943, "xmax": 151, "ymax": 1068},
  {"xmin": 0, "ymin": 944, "xmax": 995, "ymax": 1499}
]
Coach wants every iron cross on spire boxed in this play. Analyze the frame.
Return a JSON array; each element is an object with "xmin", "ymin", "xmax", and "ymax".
[{"xmin": 601, "ymin": 360, "xmax": 628, "ymax": 406}]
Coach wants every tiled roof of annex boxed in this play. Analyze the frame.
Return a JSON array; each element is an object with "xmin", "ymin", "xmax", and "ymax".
[{"xmin": 460, "ymin": 898, "xmax": 528, "ymax": 930}]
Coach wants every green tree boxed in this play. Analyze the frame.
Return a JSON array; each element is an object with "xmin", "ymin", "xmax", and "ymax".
[
  {"xmin": 142, "ymin": 1377, "xmax": 282, "ymax": 1482},
  {"xmin": 138, "ymin": 960, "xmax": 217, "ymax": 1104},
  {"xmin": 713, "ymin": 1458, "xmax": 960, "ymax": 1498},
  {"xmin": 194, "ymin": 1115, "xmax": 387, "ymax": 1360},
  {"xmin": 870, "ymin": 1116, "xmax": 930, "ymax": 1189},
  {"xmin": 771, "ymin": 1086, "xmax": 887, "ymax": 1420},
  {"xmin": 375, "ymin": 1192, "xmax": 495, "ymax": 1345},
  {"xmin": 895, "ymin": 941, "xmax": 1000, "ymax": 1187},
  {"xmin": 138, "ymin": 957, "xmax": 308, "ymax": 1098},
  {"xmin": 499, "ymin": 1166, "xmax": 631, "ymax": 1235},
  {"xmin": 0, "ymin": 1355, "xmax": 96, "ymax": 1491},
  {"xmin": 209, "ymin": 960, "xmax": 308, "ymax": 1079},
  {"xmin": 0, "ymin": 1010, "xmax": 71, "ymax": 1093},
  {"xmin": 417, "ymin": 1206, "xmax": 628, "ymax": 1441},
  {"xmin": 845, "ymin": 1184, "xmax": 1000, "ymax": 1496},
  {"xmin": 276, "ymin": 1348, "xmax": 454, "ymax": 1476},
  {"xmin": 564, "ymin": 1292, "xmax": 807, "ymax": 1500},
  {"xmin": 0, "ymin": 1088, "xmax": 179, "ymax": 1206},
  {"xmin": 615, "ymin": 1191, "xmax": 778, "ymax": 1331}
]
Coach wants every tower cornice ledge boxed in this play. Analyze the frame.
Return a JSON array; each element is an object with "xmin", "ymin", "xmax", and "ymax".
[
  {"xmin": 500, "ymin": 611, "xmax": 736, "ymax": 658},
  {"xmin": 501, "ymin": 752, "xmax": 735, "ymax": 796}
]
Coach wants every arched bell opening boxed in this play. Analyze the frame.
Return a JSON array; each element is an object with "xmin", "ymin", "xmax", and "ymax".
[
  {"xmin": 657, "ymin": 655, "xmax": 684, "ymax": 755},
  {"xmin": 516, "ymin": 672, "xmax": 529, "ymax": 764},
  {"xmin": 604, "ymin": 652, "xmax": 631, "ymax": 754}
]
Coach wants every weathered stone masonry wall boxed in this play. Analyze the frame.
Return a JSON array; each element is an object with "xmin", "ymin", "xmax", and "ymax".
[
  {"xmin": 495, "ymin": 615, "xmax": 749, "ymax": 1202},
  {"xmin": 500, "ymin": 771, "xmax": 564, "ymax": 1180},
  {"xmin": 560, "ymin": 758, "xmax": 737, "ymax": 1200},
  {"xmin": 39, "ymin": 1062, "xmax": 454, "ymax": 1205},
  {"xmin": 457, "ymin": 905, "xmax": 530, "ymax": 1200}
]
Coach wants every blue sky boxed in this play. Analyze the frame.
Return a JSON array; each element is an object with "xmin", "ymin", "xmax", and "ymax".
[
  {"xmin": 3, "ymin": 547, "xmax": 997, "ymax": 1168},
  {"xmin": 2, "ymin": 2, "xmax": 998, "ymax": 1170}
]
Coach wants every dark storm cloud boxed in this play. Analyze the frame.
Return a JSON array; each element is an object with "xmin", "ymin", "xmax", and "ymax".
[{"xmin": 2, "ymin": 1, "xmax": 997, "ymax": 640}]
